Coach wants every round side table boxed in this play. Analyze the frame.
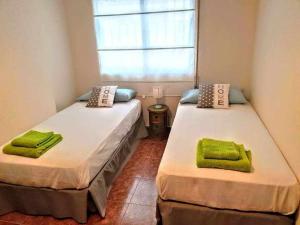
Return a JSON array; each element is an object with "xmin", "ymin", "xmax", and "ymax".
[{"xmin": 147, "ymin": 104, "xmax": 169, "ymax": 139}]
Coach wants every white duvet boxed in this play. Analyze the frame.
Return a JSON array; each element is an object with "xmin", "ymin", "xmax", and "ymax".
[
  {"xmin": 156, "ymin": 103, "xmax": 300, "ymax": 215},
  {"xmin": 0, "ymin": 100, "xmax": 141, "ymax": 189}
]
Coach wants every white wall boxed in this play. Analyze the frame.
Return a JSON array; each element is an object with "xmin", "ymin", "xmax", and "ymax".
[
  {"xmin": 63, "ymin": 0, "xmax": 101, "ymax": 96},
  {"xmin": 0, "ymin": 0, "xmax": 76, "ymax": 145},
  {"xmin": 198, "ymin": 0, "xmax": 258, "ymax": 98},
  {"xmin": 41, "ymin": 0, "xmax": 76, "ymax": 111},
  {"xmin": 63, "ymin": 0, "xmax": 258, "ymax": 125},
  {"xmin": 251, "ymin": 0, "xmax": 300, "ymax": 182}
]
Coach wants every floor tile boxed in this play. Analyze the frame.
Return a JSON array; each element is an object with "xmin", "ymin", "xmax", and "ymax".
[
  {"xmin": 40, "ymin": 217, "xmax": 80, "ymax": 225},
  {"xmin": 108, "ymin": 176, "xmax": 139, "ymax": 203},
  {"xmin": 121, "ymin": 204, "xmax": 157, "ymax": 225},
  {"xmin": 0, "ymin": 221, "xmax": 19, "ymax": 225},
  {"xmin": 18, "ymin": 216, "xmax": 52, "ymax": 225},
  {"xmin": 87, "ymin": 201, "xmax": 128, "ymax": 225},
  {"xmin": 0, "ymin": 213, "xmax": 79, "ymax": 225},
  {"xmin": 148, "ymin": 147, "xmax": 165, "ymax": 159},
  {"xmin": 131, "ymin": 145, "xmax": 150, "ymax": 161},
  {"xmin": 141, "ymin": 157, "xmax": 161, "ymax": 179},
  {"xmin": 0, "ymin": 212, "xmax": 33, "ymax": 224},
  {"xmin": 131, "ymin": 139, "xmax": 166, "ymax": 162},
  {"xmin": 126, "ymin": 158, "xmax": 161, "ymax": 179},
  {"xmin": 130, "ymin": 179, "xmax": 158, "ymax": 206},
  {"xmin": 121, "ymin": 159, "xmax": 148, "ymax": 178}
]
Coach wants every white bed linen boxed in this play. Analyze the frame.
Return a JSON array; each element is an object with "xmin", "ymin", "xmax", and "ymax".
[
  {"xmin": 0, "ymin": 100, "xmax": 141, "ymax": 189},
  {"xmin": 156, "ymin": 103, "xmax": 300, "ymax": 215}
]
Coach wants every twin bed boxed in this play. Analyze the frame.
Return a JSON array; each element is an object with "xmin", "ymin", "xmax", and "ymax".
[
  {"xmin": 0, "ymin": 99, "xmax": 146, "ymax": 223},
  {"xmin": 0, "ymin": 96, "xmax": 299, "ymax": 224},
  {"xmin": 156, "ymin": 103, "xmax": 300, "ymax": 225}
]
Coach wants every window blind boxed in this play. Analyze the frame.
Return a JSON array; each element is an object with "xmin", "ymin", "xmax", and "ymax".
[{"xmin": 93, "ymin": 0, "xmax": 196, "ymax": 81}]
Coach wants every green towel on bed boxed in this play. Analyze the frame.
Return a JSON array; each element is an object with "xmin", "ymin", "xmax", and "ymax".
[
  {"xmin": 11, "ymin": 130, "xmax": 54, "ymax": 148},
  {"xmin": 3, "ymin": 134, "xmax": 62, "ymax": 158},
  {"xmin": 196, "ymin": 140, "xmax": 252, "ymax": 172},
  {"xmin": 202, "ymin": 138, "xmax": 241, "ymax": 160}
]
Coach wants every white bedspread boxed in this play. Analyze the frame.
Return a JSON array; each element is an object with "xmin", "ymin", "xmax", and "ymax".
[
  {"xmin": 0, "ymin": 100, "xmax": 141, "ymax": 189},
  {"xmin": 156, "ymin": 103, "xmax": 300, "ymax": 215}
]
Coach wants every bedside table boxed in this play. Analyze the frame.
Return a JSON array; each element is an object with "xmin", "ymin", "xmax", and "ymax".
[{"xmin": 148, "ymin": 104, "xmax": 169, "ymax": 139}]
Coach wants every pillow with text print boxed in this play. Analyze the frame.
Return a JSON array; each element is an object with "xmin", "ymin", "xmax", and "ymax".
[{"xmin": 197, "ymin": 84, "xmax": 230, "ymax": 109}]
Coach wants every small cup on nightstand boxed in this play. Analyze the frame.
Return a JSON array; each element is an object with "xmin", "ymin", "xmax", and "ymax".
[{"xmin": 148, "ymin": 104, "xmax": 169, "ymax": 139}]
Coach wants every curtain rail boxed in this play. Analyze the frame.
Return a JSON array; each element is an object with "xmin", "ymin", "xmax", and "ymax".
[
  {"xmin": 94, "ymin": 9, "xmax": 195, "ymax": 17},
  {"xmin": 98, "ymin": 46, "xmax": 194, "ymax": 51}
]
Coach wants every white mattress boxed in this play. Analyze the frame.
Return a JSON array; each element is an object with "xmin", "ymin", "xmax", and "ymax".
[
  {"xmin": 0, "ymin": 99, "xmax": 141, "ymax": 189},
  {"xmin": 156, "ymin": 103, "xmax": 300, "ymax": 215}
]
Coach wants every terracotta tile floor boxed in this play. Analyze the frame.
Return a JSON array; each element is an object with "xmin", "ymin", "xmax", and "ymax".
[{"xmin": 0, "ymin": 137, "xmax": 167, "ymax": 225}]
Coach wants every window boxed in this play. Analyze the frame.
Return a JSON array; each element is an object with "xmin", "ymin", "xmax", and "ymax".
[{"xmin": 93, "ymin": 0, "xmax": 197, "ymax": 81}]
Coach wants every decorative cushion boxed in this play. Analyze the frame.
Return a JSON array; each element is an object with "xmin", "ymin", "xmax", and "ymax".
[
  {"xmin": 77, "ymin": 91, "xmax": 92, "ymax": 101},
  {"xmin": 180, "ymin": 87, "xmax": 246, "ymax": 104},
  {"xmin": 180, "ymin": 89, "xmax": 201, "ymax": 104},
  {"xmin": 86, "ymin": 87, "xmax": 101, "ymax": 108},
  {"xmin": 78, "ymin": 88, "xmax": 136, "ymax": 102},
  {"xmin": 229, "ymin": 87, "xmax": 247, "ymax": 104},
  {"xmin": 98, "ymin": 86, "xmax": 118, "ymax": 107},
  {"xmin": 114, "ymin": 88, "xmax": 137, "ymax": 102},
  {"xmin": 197, "ymin": 84, "xmax": 230, "ymax": 109},
  {"xmin": 86, "ymin": 86, "xmax": 118, "ymax": 107}
]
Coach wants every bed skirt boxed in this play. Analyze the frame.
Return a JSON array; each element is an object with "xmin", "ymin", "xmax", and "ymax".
[
  {"xmin": 157, "ymin": 198, "xmax": 295, "ymax": 225},
  {"xmin": 0, "ymin": 115, "xmax": 148, "ymax": 223}
]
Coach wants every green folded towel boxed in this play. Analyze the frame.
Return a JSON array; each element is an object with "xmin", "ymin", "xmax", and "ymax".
[
  {"xmin": 11, "ymin": 130, "xmax": 54, "ymax": 148},
  {"xmin": 3, "ymin": 134, "xmax": 62, "ymax": 158},
  {"xmin": 202, "ymin": 138, "xmax": 241, "ymax": 160},
  {"xmin": 196, "ymin": 140, "xmax": 252, "ymax": 172}
]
